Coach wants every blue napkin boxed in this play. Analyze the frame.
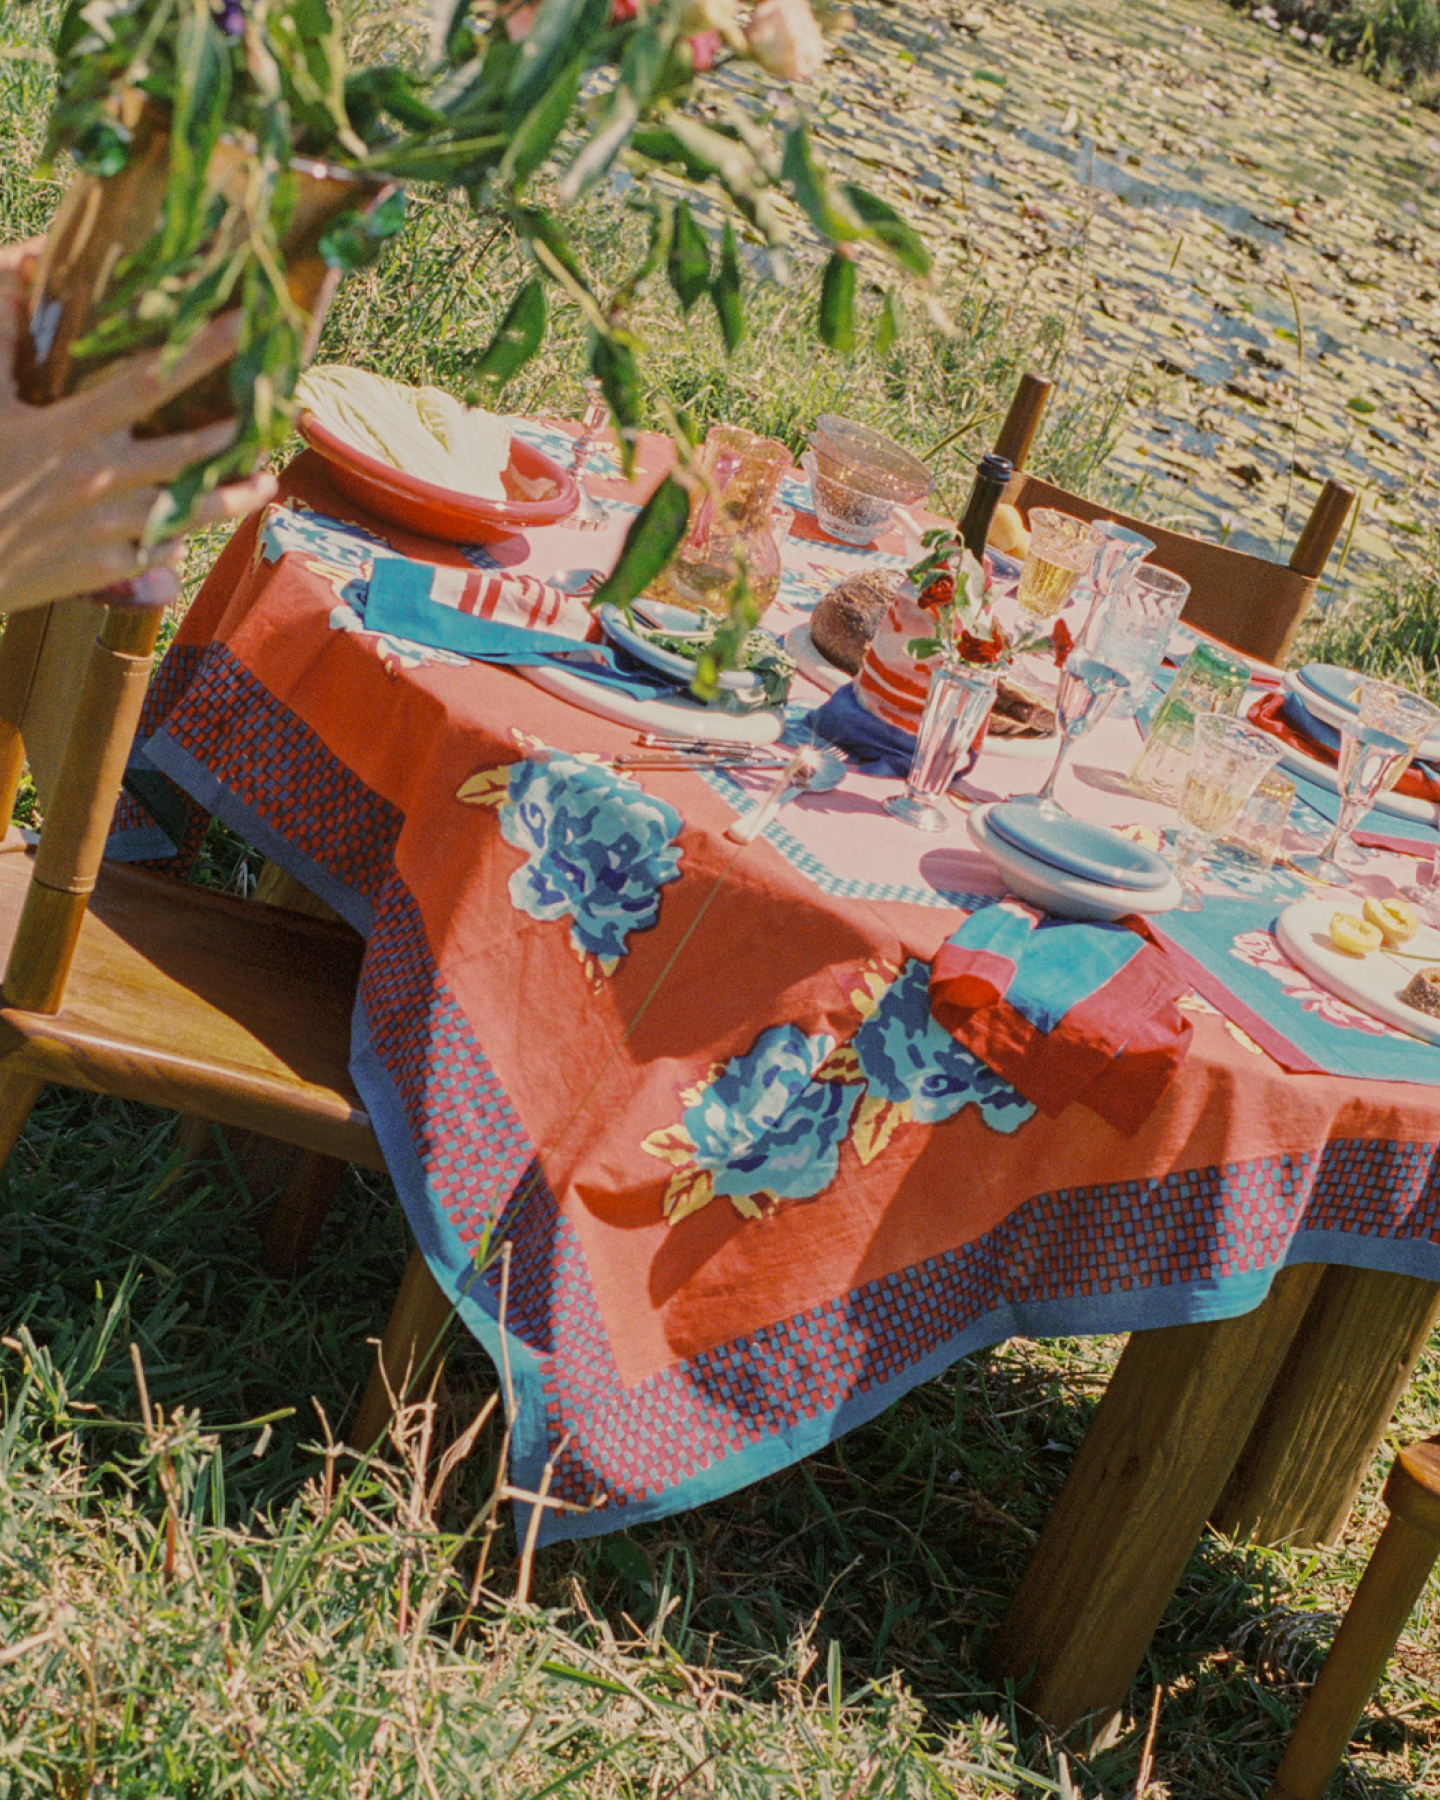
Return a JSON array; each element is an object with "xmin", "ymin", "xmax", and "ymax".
[
  {"xmin": 807, "ymin": 681, "xmax": 989, "ymax": 782},
  {"xmin": 362, "ymin": 558, "xmax": 677, "ymax": 699}
]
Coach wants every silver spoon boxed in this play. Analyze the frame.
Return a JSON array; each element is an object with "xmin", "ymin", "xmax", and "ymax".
[{"xmin": 726, "ymin": 745, "xmax": 846, "ymax": 845}]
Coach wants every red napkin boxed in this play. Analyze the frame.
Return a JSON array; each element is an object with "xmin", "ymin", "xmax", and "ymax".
[{"xmin": 930, "ymin": 904, "xmax": 1193, "ymax": 1135}]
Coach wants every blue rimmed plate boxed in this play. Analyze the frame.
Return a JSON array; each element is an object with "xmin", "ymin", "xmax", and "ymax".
[
  {"xmin": 597, "ymin": 603, "xmax": 767, "ymax": 709},
  {"xmin": 985, "ymin": 803, "xmax": 1173, "ymax": 891}
]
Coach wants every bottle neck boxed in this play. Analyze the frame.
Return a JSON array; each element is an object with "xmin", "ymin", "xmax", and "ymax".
[{"xmin": 957, "ymin": 453, "xmax": 1013, "ymax": 561}]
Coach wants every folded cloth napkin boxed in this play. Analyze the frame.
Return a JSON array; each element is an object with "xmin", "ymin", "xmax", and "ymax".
[
  {"xmin": 929, "ymin": 900, "xmax": 1193, "ymax": 1134},
  {"xmin": 362, "ymin": 557, "xmax": 677, "ymax": 697},
  {"xmin": 807, "ymin": 682, "xmax": 918, "ymax": 777}
]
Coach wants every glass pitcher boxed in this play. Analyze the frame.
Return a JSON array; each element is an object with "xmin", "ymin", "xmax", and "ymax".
[{"xmin": 649, "ymin": 425, "xmax": 791, "ymax": 619}]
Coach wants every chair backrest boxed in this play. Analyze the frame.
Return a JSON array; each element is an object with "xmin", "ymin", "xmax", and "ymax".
[
  {"xmin": 1, "ymin": 601, "xmax": 162, "ymax": 1014},
  {"xmin": 987, "ymin": 371, "xmax": 1356, "ymax": 665}
]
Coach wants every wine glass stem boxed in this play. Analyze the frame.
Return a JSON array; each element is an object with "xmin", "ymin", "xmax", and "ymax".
[{"xmin": 1034, "ymin": 742, "xmax": 1068, "ymax": 807}]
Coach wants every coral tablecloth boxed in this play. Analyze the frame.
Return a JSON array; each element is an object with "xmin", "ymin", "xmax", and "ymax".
[{"xmin": 115, "ymin": 419, "xmax": 1440, "ymax": 1545}]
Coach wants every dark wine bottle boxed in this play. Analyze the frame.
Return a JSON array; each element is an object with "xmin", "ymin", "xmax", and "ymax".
[{"xmin": 956, "ymin": 452, "xmax": 1013, "ymax": 561}]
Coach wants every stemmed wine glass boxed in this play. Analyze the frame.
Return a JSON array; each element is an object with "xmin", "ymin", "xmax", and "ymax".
[
  {"xmin": 1291, "ymin": 677, "xmax": 1440, "ymax": 885},
  {"xmin": 1016, "ymin": 651, "xmax": 1130, "ymax": 815},
  {"xmin": 885, "ymin": 664, "xmax": 997, "ymax": 832},
  {"xmin": 1169, "ymin": 712, "xmax": 1282, "ymax": 909},
  {"xmin": 569, "ymin": 377, "xmax": 610, "ymax": 530},
  {"xmin": 1014, "ymin": 508, "xmax": 1103, "ymax": 622}
]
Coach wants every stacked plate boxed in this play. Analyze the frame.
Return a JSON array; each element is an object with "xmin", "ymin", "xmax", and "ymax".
[{"xmin": 968, "ymin": 803, "xmax": 1182, "ymax": 920}]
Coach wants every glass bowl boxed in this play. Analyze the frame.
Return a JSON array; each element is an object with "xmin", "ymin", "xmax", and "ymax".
[{"xmin": 810, "ymin": 415, "xmax": 932, "ymax": 505}]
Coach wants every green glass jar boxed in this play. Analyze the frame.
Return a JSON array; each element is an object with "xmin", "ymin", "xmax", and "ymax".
[{"xmin": 1126, "ymin": 640, "xmax": 1252, "ymax": 804}]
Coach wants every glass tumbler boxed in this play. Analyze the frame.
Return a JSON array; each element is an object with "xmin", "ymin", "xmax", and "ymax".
[
  {"xmin": 1127, "ymin": 640, "xmax": 1252, "ymax": 805},
  {"xmin": 885, "ymin": 665, "xmax": 997, "ymax": 832},
  {"xmin": 1216, "ymin": 767, "xmax": 1295, "ymax": 870},
  {"xmin": 1084, "ymin": 563, "xmax": 1191, "ymax": 720}
]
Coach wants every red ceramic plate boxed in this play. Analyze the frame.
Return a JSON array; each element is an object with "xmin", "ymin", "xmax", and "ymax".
[{"xmin": 297, "ymin": 411, "xmax": 579, "ymax": 543}]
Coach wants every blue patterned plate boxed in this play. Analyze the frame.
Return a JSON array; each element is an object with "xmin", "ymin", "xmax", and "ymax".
[{"xmin": 986, "ymin": 804, "xmax": 1172, "ymax": 891}]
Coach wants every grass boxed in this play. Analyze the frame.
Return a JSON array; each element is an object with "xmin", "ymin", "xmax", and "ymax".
[{"xmin": 4, "ymin": 1, "xmax": 1440, "ymax": 1795}]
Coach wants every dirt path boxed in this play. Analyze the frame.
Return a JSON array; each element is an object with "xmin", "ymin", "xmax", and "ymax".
[{"xmin": 809, "ymin": 0, "xmax": 1440, "ymax": 596}]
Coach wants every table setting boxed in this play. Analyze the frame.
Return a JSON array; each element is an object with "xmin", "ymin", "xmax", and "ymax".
[{"xmin": 103, "ymin": 378, "xmax": 1440, "ymax": 1728}]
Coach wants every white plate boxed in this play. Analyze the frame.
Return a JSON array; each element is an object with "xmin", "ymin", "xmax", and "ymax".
[
  {"xmin": 1284, "ymin": 668, "xmax": 1440, "ymax": 763},
  {"xmin": 967, "ymin": 803, "xmax": 1183, "ymax": 920},
  {"xmin": 598, "ymin": 605, "xmax": 769, "ymax": 709},
  {"xmin": 1275, "ymin": 897, "xmax": 1440, "ymax": 1045},
  {"xmin": 520, "ymin": 663, "xmax": 784, "ymax": 744},
  {"xmin": 1271, "ymin": 739, "xmax": 1440, "ymax": 827},
  {"xmin": 784, "ymin": 623, "xmax": 849, "ymax": 695}
]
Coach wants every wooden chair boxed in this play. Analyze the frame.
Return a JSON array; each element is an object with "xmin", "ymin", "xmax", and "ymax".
[
  {"xmin": 0, "ymin": 597, "xmax": 442, "ymax": 1420},
  {"xmin": 1266, "ymin": 1437, "xmax": 1440, "ymax": 1800},
  {"xmin": 989, "ymin": 373, "xmax": 1356, "ymax": 666}
]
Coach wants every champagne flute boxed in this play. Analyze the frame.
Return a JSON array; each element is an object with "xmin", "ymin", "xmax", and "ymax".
[
  {"xmin": 1292, "ymin": 677, "xmax": 1440, "ymax": 885},
  {"xmin": 1170, "ymin": 713, "xmax": 1283, "ymax": 909},
  {"xmin": 1016, "ymin": 651, "xmax": 1129, "ymax": 815}
]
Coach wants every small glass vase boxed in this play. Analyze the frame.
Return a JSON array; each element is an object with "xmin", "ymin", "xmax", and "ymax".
[{"xmin": 885, "ymin": 664, "xmax": 997, "ymax": 832}]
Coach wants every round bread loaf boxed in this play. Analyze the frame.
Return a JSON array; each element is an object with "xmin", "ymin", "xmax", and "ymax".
[{"xmin": 810, "ymin": 570, "xmax": 901, "ymax": 674}]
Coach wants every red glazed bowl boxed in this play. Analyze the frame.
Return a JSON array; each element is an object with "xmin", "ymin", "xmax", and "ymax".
[{"xmin": 297, "ymin": 412, "xmax": 579, "ymax": 543}]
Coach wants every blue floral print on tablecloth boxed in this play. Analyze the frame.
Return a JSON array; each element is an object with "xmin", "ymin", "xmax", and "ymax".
[
  {"xmin": 680, "ymin": 1023, "xmax": 861, "ymax": 1204},
  {"xmin": 499, "ymin": 753, "xmax": 684, "ymax": 966},
  {"xmin": 853, "ymin": 957, "xmax": 1035, "ymax": 1131}
]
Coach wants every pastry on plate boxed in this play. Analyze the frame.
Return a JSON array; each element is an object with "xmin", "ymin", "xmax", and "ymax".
[{"xmin": 1399, "ymin": 965, "xmax": 1440, "ymax": 1017}]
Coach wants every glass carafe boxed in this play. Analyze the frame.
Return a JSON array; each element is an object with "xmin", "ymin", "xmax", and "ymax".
[{"xmin": 649, "ymin": 425, "xmax": 791, "ymax": 619}]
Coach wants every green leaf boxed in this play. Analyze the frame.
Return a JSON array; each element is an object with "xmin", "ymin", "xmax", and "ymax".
[
  {"xmin": 841, "ymin": 184, "xmax": 932, "ymax": 278},
  {"xmin": 502, "ymin": 52, "xmax": 582, "ymax": 185},
  {"xmin": 780, "ymin": 124, "xmax": 863, "ymax": 246},
  {"xmin": 874, "ymin": 287, "xmax": 899, "ymax": 355},
  {"xmin": 590, "ymin": 332, "xmax": 643, "ymax": 470},
  {"xmin": 558, "ymin": 86, "xmax": 640, "ymax": 203},
  {"xmin": 506, "ymin": 0, "xmax": 609, "ymax": 124},
  {"xmin": 819, "ymin": 253, "xmax": 857, "ymax": 352},
  {"xmin": 710, "ymin": 220, "xmax": 744, "ymax": 353},
  {"xmin": 666, "ymin": 201, "xmax": 710, "ymax": 315},
  {"xmin": 590, "ymin": 476, "xmax": 692, "ymax": 613},
  {"xmin": 473, "ymin": 279, "xmax": 547, "ymax": 386}
]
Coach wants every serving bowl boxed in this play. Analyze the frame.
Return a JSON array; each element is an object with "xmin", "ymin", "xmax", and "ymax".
[{"xmin": 298, "ymin": 412, "xmax": 579, "ymax": 543}]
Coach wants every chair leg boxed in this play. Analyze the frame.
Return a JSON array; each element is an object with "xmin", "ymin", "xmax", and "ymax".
[
  {"xmin": 261, "ymin": 1148, "xmax": 347, "ymax": 1278},
  {"xmin": 0, "ymin": 1072, "xmax": 44, "ymax": 1166},
  {"xmin": 1267, "ymin": 1439, "xmax": 1440, "ymax": 1800},
  {"xmin": 348, "ymin": 1245, "xmax": 454, "ymax": 1452}
]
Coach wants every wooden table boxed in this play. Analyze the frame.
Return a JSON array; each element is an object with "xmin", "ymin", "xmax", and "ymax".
[{"xmin": 111, "ymin": 423, "xmax": 1440, "ymax": 1741}]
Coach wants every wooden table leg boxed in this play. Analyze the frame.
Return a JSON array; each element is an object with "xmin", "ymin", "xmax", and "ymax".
[
  {"xmin": 349, "ymin": 1245, "xmax": 455, "ymax": 1452},
  {"xmin": 1213, "ymin": 1265, "xmax": 1440, "ymax": 1548},
  {"xmin": 986, "ymin": 1264, "xmax": 1325, "ymax": 1744}
]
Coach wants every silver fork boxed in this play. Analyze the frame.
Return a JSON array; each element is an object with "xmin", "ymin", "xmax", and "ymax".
[{"xmin": 569, "ymin": 377, "xmax": 610, "ymax": 531}]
